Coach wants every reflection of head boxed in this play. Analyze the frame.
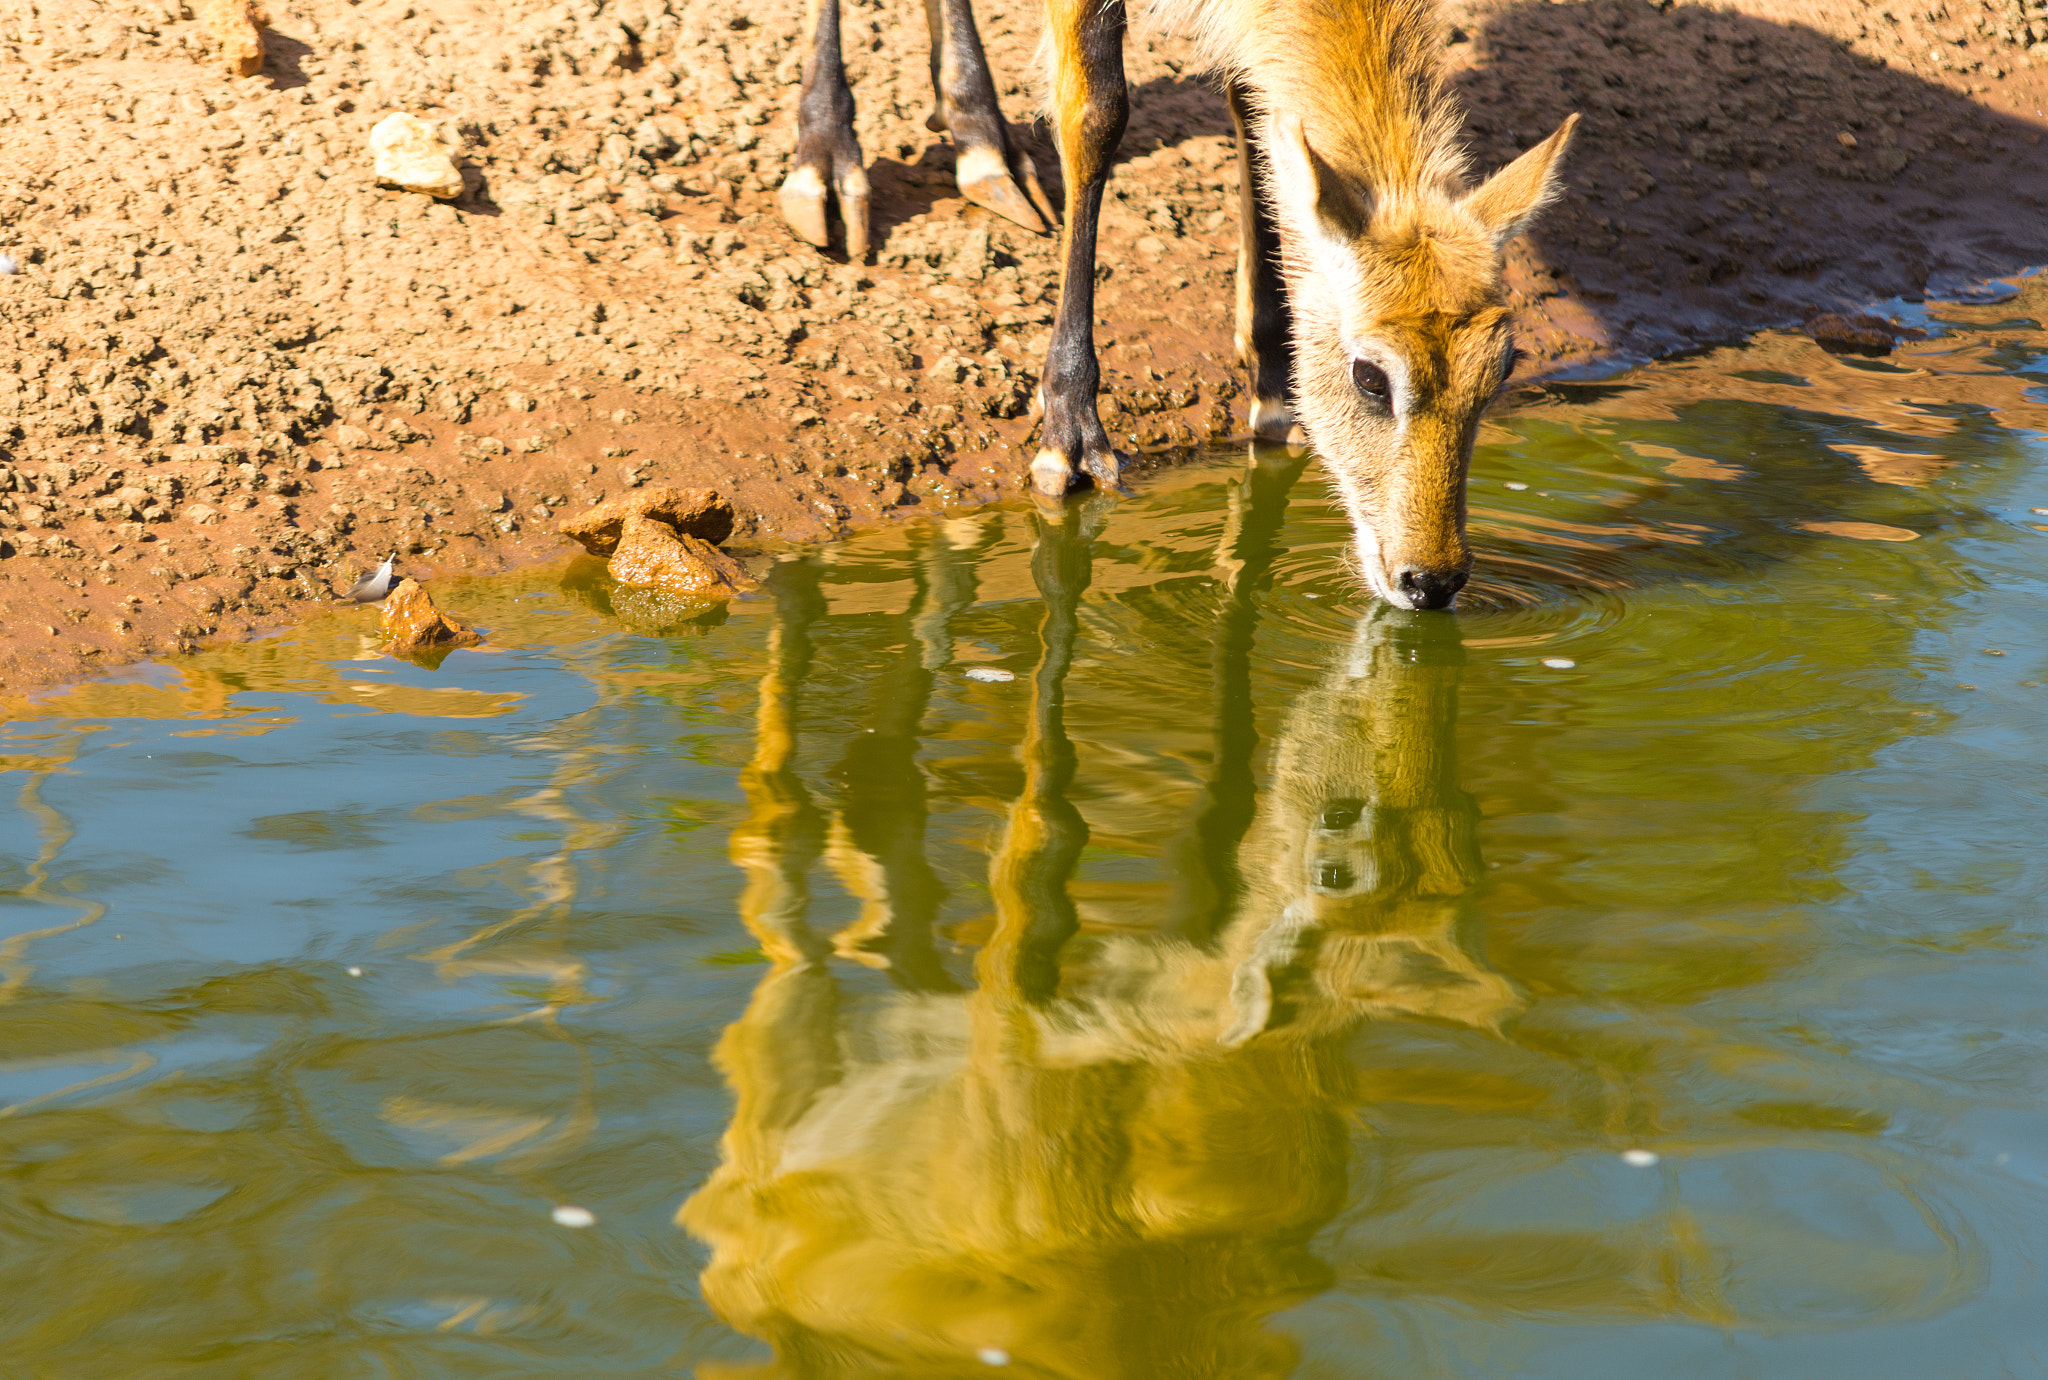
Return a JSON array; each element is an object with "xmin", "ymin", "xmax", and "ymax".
[
  {"xmin": 680, "ymin": 605, "xmax": 1516, "ymax": 1377},
  {"xmin": 1222, "ymin": 609, "xmax": 1517, "ymax": 1045}
]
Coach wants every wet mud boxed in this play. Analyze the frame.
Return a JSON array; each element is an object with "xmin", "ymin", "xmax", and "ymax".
[{"xmin": 3, "ymin": 0, "xmax": 2047, "ymax": 689}]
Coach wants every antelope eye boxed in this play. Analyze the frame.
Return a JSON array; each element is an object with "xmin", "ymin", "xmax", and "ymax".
[{"xmin": 1350, "ymin": 357, "xmax": 1391, "ymax": 406}]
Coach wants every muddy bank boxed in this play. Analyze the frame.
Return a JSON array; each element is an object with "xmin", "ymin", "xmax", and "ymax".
[{"xmin": 3, "ymin": 0, "xmax": 2047, "ymax": 690}]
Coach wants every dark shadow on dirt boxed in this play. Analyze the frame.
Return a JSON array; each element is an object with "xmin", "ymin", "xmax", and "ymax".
[
  {"xmin": 1456, "ymin": 0, "xmax": 2048, "ymax": 359},
  {"xmin": 261, "ymin": 30, "xmax": 313, "ymax": 90},
  {"xmin": 458, "ymin": 167, "xmax": 505, "ymax": 217},
  {"xmin": 876, "ymin": 3, "xmax": 2048, "ymax": 368}
]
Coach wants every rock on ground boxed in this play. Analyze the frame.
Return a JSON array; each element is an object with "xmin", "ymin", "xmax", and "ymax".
[
  {"xmin": 607, "ymin": 514, "xmax": 756, "ymax": 602},
  {"xmin": 559, "ymin": 485, "xmax": 735, "ymax": 555},
  {"xmin": 380, "ymin": 577, "xmax": 480, "ymax": 652},
  {"xmin": 196, "ymin": 0, "xmax": 268, "ymax": 78},
  {"xmin": 369, "ymin": 112, "xmax": 465, "ymax": 199}
]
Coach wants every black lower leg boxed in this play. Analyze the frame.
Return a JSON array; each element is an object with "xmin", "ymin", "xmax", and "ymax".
[
  {"xmin": 922, "ymin": 0, "xmax": 1051, "ymax": 231},
  {"xmin": 783, "ymin": 0, "xmax": 870, "ymax": 256},
  {"xmin": 1226, "ymin": 79, "xmax": 1292, "ymax": 437},
  {"xmin": 1033, "ymin": 0, "xmax": 1128, "ymax": 494}
]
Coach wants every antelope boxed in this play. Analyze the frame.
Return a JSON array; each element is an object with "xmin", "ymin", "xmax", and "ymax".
[{"xmin": 782, "ymin": 0, "xmax": 1576, "ymax": 609}]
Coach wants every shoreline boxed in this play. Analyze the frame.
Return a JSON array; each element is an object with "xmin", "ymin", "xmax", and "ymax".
[{"xmin": 5, "ymin": 0, "xmax": 2048, "ymax": 694}]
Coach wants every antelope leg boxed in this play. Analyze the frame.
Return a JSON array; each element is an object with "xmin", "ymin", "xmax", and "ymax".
[
  {"xmin": 922, "ymin": 0, "xmax": 1055, "ymax": 233},
  {"xmin": 1031, "ymin": 0, "xmax": 1128, "ymax": 496},
  {"xmin": 781, "ymin": 0, "xmax": 871, "ymax": 260}
]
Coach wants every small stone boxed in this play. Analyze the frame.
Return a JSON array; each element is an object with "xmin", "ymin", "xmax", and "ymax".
[
  {"xmin": 346, "ymin": 965, "xmax": 363, "ymax": 977},
  {"xmin": 1541, "ymin": 657, "xmax": 1576, "ymax": 669},
  {"xmin": 183, "ymin": 503, "xmax": 222, "ymax": 526},
  {"xmin": 0, "ymin": 253, "xmax": 17, "ymax": 275},
  {"xmin": 551, "ymin": 1205, "xmax": 596, "ymax": 1228},
  {"xmin": 1836, "ymin": 131, "xmax": 1858, "ymax": 148},
  {"xmin": 976, "ymin": 1348, "xmax": 1011, "ymax": 1366},
  {"xmin": 380, "ymin": 577, "xmax": 481, "ymax": 653},
  {"xmin": 608, "ymin": 515, "xmax": 755, "ymax": 602},
  {"xmin": 196, "ymin": 0, "xmax": 267, "ymax": 77},
  {"xmin": 558, "ymin": 486, "xmax": 735, "ymax": 555},
  {"xmin": 1504, "ymin": 481, "xmax": 1528, "ymax": 491},
  {"xmin": 1620, "ymin": 1149, "xmax": 1659, "ymax": 1167},
  {"xmin": 964, "ymin": 667, "xmax": 1015, "ymax": 683},
  {"xmin": 1802, "ymin": 311, "xmax": 1925, "ymax": 357},
  {"xmin": 369, "ymin": 112, "xmax": 465, "ymax": 199}
]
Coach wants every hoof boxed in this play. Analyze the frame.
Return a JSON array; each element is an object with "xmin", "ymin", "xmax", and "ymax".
[
  {"xmin": 1031, "ymin": 449, "xmax": 1075, "ymax": 496},
  {"xmin": 779, "ymin": 160, "xmax": 870, "ymax": 260},
  {"xmin": 1081, "ymin": 450, "xmax": 1125, "ymax": 492},
  {"xmin": 778, "ymin": 166, "xmax": 831, "ymax": 248},
  {"xmin": 957, "ymin": 146, "xmax": 1050, "ymax": 236},
  {"xmin": 1249, "ymin": 396, "xmax": 1297, "ymax": 442}
]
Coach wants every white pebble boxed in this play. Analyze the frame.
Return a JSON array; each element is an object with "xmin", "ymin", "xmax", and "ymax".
[
  {"xmin": 1541, "ymin": 657, "xmax": 1576, "ymax": 670},
  {"xmin": 0, "ymin": 253, "xmax": 17, "ymax": 275},
  {"xmin": 976, "ymin": 1348, "xmax": 1011, "ymax": 1367},
  {"xmin": 1305, "ymin": 593, "xmax": 1319, "ymax": 599},
  {"xmin": 1620, "ymin": 1149, "xmax": 1659, "ymax": 1168},
  {"xmin": 1504, "ymin": 481, "xmax": 1529, "ymax": 491},
  {"xmin": 551, "ymin": 1205, "xmax": 596, "ymax": 1228},
  {"xmin": 964, "ymin": 667, "xmax": 1015, "ymax": 683},
  {"xmin": 346, "ymin": 966, "xmax": 364, "ymax": 977}
]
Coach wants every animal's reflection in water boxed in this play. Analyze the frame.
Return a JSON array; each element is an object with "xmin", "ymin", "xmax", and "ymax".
[
  {"xmin": 682, "ymin": 452, "xmax": 1514, "ymax": 1378},
  {"xmin": 678, "ymin": 454, "xmax": 1967, "ymax": 1377}
]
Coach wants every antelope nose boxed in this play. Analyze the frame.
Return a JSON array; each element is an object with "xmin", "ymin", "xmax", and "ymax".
[{"xmin": 1395, "ymin": 566, "xmax": 1467, "ymax": 610}]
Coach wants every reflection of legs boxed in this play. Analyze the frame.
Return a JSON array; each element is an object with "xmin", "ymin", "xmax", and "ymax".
[
  {"xmin": 824, "ymin": 526, "xmax": 988, "ymax": 992},
  {"xmin": 1030, "ymin": 0, "xmax": 1128, "ymax": 497},
  {"xmin": 781, "ymin": 0, "xmax": 872, "ymax": 260},
  {"xmin": 921, "ymin": 0, "xmax": 1054, "ymax": 234},
  {"xmin": 730, "ymin": 559, "xmax": 833, "ymax": 966},
  {"xmin": 1170, "ymin": 443, "xmax": 1313, "ymax": 945},
  {"xmin": 1227, "ymin": 80, "xmax": 1296, "ymax": 442},
  {"xmin": 700, "ymin": 558, "xmax": 849, "ymax": 1197},
  {"xmin": 980, "ymin": 495, "xmax": 1110, "ymax": 1003}
]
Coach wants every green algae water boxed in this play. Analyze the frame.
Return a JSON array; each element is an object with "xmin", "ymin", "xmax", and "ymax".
[{"xmin": 6, "ymin": 281, "xmax": 2048, "ymax": 1379}]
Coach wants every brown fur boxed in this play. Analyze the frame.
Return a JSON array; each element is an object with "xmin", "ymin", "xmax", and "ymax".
[{"xmin": 1059, "ymin": 0, "xmax": 1577, "ymax": 605}]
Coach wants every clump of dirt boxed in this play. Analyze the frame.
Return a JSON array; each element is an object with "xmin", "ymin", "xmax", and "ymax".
[{"xmin": 2, "ymin": 0, "xmax": 2045, "ymax": 691}]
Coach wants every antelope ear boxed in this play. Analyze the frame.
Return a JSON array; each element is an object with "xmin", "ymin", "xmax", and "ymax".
[
  {"xmin": 1460, "ymin": 113, "xmax": 1579, "ymax": 245},
  {"xmin": 1268, "ymin": 114, "xmax": 1372, "ymax": 242}
]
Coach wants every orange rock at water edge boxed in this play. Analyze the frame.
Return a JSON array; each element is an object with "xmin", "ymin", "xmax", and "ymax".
[
  {"xmin": 380, "ymin": 578, "xmax": 482, "ymax": 652},
  {"xmin": 369, "ymin": 113, "xmax": 465, "ymax": 200},
  {"xmin": 558, "ymin": 486, "xmax": 736, "ymax": 556},
  {"xmin": 196, "ymin": 0, "xmax": 267, "ymax": 76},
  {"xmin": 608, "ymin": 515, "xmax": 757, "ymax": 601}
]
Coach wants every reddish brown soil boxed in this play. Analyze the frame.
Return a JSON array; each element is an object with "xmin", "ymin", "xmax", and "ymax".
[{"xmin": 3, "ymin": 0, "xmax": 2046, "ymax": 691}]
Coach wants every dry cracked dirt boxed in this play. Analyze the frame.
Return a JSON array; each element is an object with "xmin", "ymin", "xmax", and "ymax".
[{"xmin": 3, "ymin": 0, "xmax": 2048, "ymax": 689}]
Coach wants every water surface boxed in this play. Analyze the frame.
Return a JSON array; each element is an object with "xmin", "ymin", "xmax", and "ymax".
[{"xmin": 5, "ymin": 281, "xmax": 2048, "ymax": 1378}]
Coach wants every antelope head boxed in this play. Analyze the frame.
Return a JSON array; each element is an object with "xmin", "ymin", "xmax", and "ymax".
[{"xmin": 1266, "ymin": 113, "xmax": 1577, "ymax": 610}]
